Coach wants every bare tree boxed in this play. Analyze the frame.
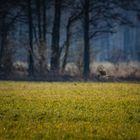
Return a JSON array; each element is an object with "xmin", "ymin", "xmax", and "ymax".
[
  {"xmin": 79, "ymin": 0, "xmax": 140, "ymax": 79},
  {"xmin": 27, "ymin": 0, "xmax": 34, "ymax": 76},
  {"xmin": 62, "ymin": 4, "xmax": 82, "ymax": 72},
  {"xmin": 36, "ymin": 0, "xmax": 47, "ymax": 73},
  {"xmin": 83, "ymin": 0, "xmax": 90, "ymax": 79},
  {"xmin": 0, "ymin": 0, "xmax": 24, "ymax": 73},
  {"xmin": 51, "ymin": 0, "xmax": 62, "ymax": 72}
]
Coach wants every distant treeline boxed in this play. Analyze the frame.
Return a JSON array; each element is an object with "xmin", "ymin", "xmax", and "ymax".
[{"xmin": 0, "ymin": 0, "xmax": 140, "ymax": 79}]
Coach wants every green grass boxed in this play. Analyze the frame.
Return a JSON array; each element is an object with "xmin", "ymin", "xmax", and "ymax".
[{"xmin": 0, "ymin": 82, "xmax": 140, "ymax": 140}]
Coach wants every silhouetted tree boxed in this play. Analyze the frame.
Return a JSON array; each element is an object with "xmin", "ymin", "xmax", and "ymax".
[
  {"xmin": 83, "ymin": 0, "xmax": 90, "ymax": 79},
  {"xmin": 51, "ymin": 0, "xmax": 62, "ymax": 72},
  {"xmin": 36, "ymin": 0, "xmax": 47, "ymax": 73},
  {"xmin": 0, "ymin": 0, "xmax": 24, "ymax": 73},
  {"xmin": 62, "ymin": 3, "xmax": 82, "ymax": 72},
  {"xmin": 27, "ymin": 0, "xmax": 34, "ymax": 76},
  {"xmin": 79, "ymin": 0, "xmax": 140, "ymax": 79}
]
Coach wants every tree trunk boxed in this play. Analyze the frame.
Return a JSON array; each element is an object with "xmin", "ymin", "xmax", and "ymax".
[
  {"xmin": 36, "ymin": 0, "xmax": 43, "ymax": 72},
  {"xmin": 28, "ymin": 0, "xmax": 34, "ymax": 76},
  {"xmin": 42, "ymin": 0, "xmax": 47, "ymax": 70},
  {"xmin": 51, "ymin": 0, "xmax": 62, "ymax": 72},
  {"xmin": 62, "ymin": 10, "xmax": 82, "ymax": 72},
  {"xmin": 83, "ymin": 0, "xmax": 90, "ymax": 79},
  {"xmin": 36, "ymin": 0, "xmax": 42, "ymax": 41},
  {"xmin": 43, "ymin": 0, "xmax": 46, "ymax": 43},
  {"xmin": 0, "ymin": 13, "xmax": 6, "ymax": 70},
  {"xmin": 62, "ymin": 23, "xmax": 71, "ymax": 72}
]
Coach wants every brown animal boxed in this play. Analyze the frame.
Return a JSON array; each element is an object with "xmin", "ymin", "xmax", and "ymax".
[{"xmin": 97, "ymin": 65, "xmax": 106, "ymax": 77}]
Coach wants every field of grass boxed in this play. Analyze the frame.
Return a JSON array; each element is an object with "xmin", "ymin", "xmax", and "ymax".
[{"xmin": 0, "ymin": 81, "xmax": 140, "ymax": 140}]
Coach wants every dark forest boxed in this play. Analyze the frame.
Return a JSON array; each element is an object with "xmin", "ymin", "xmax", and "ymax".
[{"xmin": 0, "ymin": 0, "xmax": 140, "ymax": 81}]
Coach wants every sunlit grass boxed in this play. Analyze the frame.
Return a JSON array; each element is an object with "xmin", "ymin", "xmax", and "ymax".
[{"xmin": 0, "ymin": 81, "xmax": 140, "ymax": 140}]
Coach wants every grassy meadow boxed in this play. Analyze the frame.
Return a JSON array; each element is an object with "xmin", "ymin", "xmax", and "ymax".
[{"xmin": 0, "ymin": 81, "xmax": 140, "ymax": 140}]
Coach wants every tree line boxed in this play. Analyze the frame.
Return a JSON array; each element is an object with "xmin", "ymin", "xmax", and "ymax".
[{"xmin": 0, "ymin": 0, "xmax": 140, "ymax": 79}]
